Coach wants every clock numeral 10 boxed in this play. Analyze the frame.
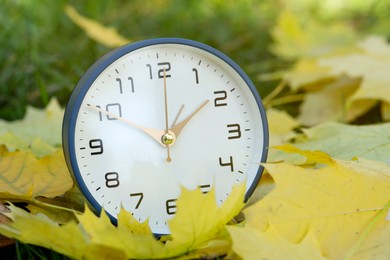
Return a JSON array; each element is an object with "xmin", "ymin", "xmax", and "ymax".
[
  {"xmin": 146, "ymin": 62, "xmax": 171, "ymax": 79},
  {"xmin": 219, "ymin": 156, "xmax": 234, "ymax": 172},
  {"xmin": 116, "ymin": 77, "xmax": 134, "ymax": 94},
  {"xmin": 105, "ymin": 172, "xmax": 120, "ymax": 188},
  {"xmin": 96, "ymin": 103, "xmax": 122, "ymax": 121}
]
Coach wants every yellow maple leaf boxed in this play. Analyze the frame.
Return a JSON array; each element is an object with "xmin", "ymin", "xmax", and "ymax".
[
  {"xmin": 228, "ymin": 223, "xmax": 327, "ymax": 259},
  {"xmin": 64, "ymin": 5, "xmax": 130, "ymax": 48},
  {"xmin": 266, "ymin": 108, "xmax": 299, "ymax": 147},
  {"xmin": 0, "ymin": 147, "xmax": 73, "ymax": 199},
  {"xmin": 241, "ymin": 146, "xmax": 390, "ymax": 259},
  {"xmin": 0, "ymin": 184, "xmax": 246, "ymax": 259}
]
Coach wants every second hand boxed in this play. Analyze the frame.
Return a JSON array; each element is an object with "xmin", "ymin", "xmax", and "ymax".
[{"xmin": 163, "ymin": 68, "xmax": 172, "ymax": 162}]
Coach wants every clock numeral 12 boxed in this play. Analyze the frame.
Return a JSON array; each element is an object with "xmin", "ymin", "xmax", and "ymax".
[{"xmin": 146, "ymin": 62, "xmax": 171, "ymax": 79}]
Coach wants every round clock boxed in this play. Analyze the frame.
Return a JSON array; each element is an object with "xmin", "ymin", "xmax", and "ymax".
[{"xmin": 63, "ymin": 38, "xmax": 268, "ymax": 235}]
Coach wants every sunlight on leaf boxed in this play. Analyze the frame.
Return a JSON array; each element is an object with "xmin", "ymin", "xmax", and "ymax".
[
  {"xmin": 243, "ymin": 147, "xmax": 390, "ymax": 259},
  {"xmin": 65, "ymin": 5, "xmax": 130, "ymax": 48}
]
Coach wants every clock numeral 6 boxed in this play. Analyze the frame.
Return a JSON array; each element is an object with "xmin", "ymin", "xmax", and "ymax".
[
  {"xmin": 166, "ymin": 199, "xmax": 177, "ymax": 215},
  {"xmin": 89, "ymin": 139, "xmax": 103, "ymax": 155},
  {"xmin": 146, "ymin": 62, "xmax": 171, "ymax": 79},
  {"xmin": 219, "ymin": 156, "xmax": 234, "ymax": 172},
  {"xmin": 105, "ymin": 172, "xmax": 120, "ymax": 188},
  {"xmin": 214, "ymin": 90, "xmax": 227, "ymax": 107}
]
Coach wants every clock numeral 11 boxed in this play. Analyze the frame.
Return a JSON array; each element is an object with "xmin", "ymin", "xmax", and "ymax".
[{"xmin": 116, "ymin": 77, "xmax": 134, "ymax": 94}]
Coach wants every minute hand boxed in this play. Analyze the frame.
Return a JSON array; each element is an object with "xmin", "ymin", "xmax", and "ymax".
[{"xmin": 169, "ymin": 100, "xmax": 209, "ymax": 138}]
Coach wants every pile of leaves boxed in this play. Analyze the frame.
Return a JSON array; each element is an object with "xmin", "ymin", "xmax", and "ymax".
[{"xmin": 0, "ymin": 7, "xmax": 389, "ymax": 259}]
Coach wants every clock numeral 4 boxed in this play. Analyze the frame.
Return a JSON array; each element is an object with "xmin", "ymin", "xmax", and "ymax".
[
  {"xmin": 89, "ymin": 139, "xmax": 103, "ymax": 155},
  {"xmin": 116, "ymin": 77, "xmax": 134, "ymax": 94},
  {"xmin": 146, "ymin": 62, "xmax": 171, "ymax": 79},
  {"xmin": 166, "ymin": 199, "xmax": 177, "ymax": 215},
  {"xmin": 130, "ymin": 192, "xmax": 144, "ymax": 209},
  {"xmin": 214, "ymin": 90, "xmax": 227, "ymax": 107},
  {"xmin": 219, "ymin": 156, "xmax": 234, "ymax": 172},
  {"xmin": 105, "ymin": 172, "xmax": 120, "ymax": 188}
]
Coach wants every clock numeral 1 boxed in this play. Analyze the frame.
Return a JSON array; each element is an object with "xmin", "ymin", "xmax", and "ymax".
[
  {"xmin": 227, "ymin": 124, "xmax": 241, "ymax": 139},
  {"xmin": 192, "ymin": 68, "xmax": 199, "ymax": 84},
  {"xmin": 219, "ymin": 156, "xmax": 234, "ymax": 172},
  {"xmin": 130, "ymin": 192, "xmax": 144, "ymax": 209},
  {"xmin": 116, "ymin": 77, "xmax": 134, "ymax": 94},
  {"xmin": 89, "ymin": 139, "xmax": 103, "ymax": 155},
  {"xmin": 214, "ymin": 90, "xmax": 227, "ymax": 107},
  {"xmin": 105, "ymin": 172, "xmax": 120, "ymax": 188},
  {"xmin": 166, "ymin": 199, "xmax": 177, "ymax": 215}
]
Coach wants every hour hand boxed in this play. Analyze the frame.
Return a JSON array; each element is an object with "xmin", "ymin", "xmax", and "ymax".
[
  {"xmin": 170, "ymin": 100, "xmax": 209, "ymax": 138},
  {"xmin": 87, "ymin": 104, "xmax": 165, "ymax": 146}
]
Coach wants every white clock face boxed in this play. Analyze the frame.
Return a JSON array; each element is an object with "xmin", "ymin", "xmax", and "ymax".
[{"xmin": 64, "ymin": 39, "xmax": 268, "ymax": 235}]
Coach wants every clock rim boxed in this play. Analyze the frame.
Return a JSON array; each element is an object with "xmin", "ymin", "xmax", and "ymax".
[{"xmin": 62, "ymin": 37, "xmax": 269, "ymax": 227}]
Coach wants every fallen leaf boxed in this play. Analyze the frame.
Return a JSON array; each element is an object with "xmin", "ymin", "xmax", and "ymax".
[
  {"xmin": 245, "ymin": 147, "xmax": 390, "ymax": 259},
  {"xmin": 0, "ymin": 98, "xmax": 63, "ymax": 157},
  {"xmin": 0, "ymin": 146, "xmax": 73, "ymax": 199},
  {"xmin": 267, "ymin": 108, "xmax": 299, "ymax": 146},
  {"xmin": 64, "ymin": 5, "xmax": 130, "ymax": 48},
  {"xmin": 228, "ymin": 223, "xmax": 327, "ymax": 260},
  {"xmin": 268, "ymin": 122, "xmax": 390, "ymax": 164}
]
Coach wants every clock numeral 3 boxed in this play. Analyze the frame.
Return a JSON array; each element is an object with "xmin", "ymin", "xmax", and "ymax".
[
  {"xmin": 166, "ymin": 199, "xmax": 177, "ymax": 215},
  {"xmin": 214, "ymin": 90, "xmax": 227, "ymax": 107},
  {"xmin": 219, "ymin": 156, "xmax": 234, "ymax": 172},
  {"xmin": 116, "ymin": 77, "xmax": 134, "ymax": 94},
  {"xmin": 130, "ymin": 192, "xmax": 144, "ymax": 209},
  {"xmin": 105, "ymin": 172, "xmax": 120, "ymax": 188},
  {"xmin": 227, "ymin": 124, "xmax": 241, "ymax": 139},
  {"xmin": 89, "ymin": 139, "xmax": 103, "ymax": 155}
]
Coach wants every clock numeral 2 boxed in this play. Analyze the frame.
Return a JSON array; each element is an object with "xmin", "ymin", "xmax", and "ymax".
[
  {"xmin": 219, "ymin": 156, "xmax": 234, "ymax": 172},
  {"xmin": 105, "ymin": 172, "xmax": 120, "ymax": 188},
  {"xmin": 214, "ymin": 90, "xmax": 227, "ymax": 107},
  {"xmin": 146, "ymin": 62, "xmax": 171, "ymax": 79},
  {"xmin": 89, "ymin": 139, "xmax": 103, "ymax": 155}
]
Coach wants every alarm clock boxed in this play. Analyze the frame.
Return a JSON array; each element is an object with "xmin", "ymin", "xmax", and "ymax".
[{"xmin": 63, "ymin": 38, "xmax": 268, "ymax": 235}]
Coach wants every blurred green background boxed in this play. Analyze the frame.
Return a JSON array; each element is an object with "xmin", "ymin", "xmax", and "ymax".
[{"xmin": 1, "ymin": 0, "xmax": 389, "ymax": 121}]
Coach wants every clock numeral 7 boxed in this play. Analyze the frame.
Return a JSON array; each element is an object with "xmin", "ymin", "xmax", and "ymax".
[
  {"xmin": 219, "ymin": 156, "xmax": 234, "ymax": 172},
  {"xmin": 130, "ymin": 192, "xmax": 144, "ymax": 209},
  {"xmin": 146, "ymin": 62, "xmax": 171, "ymax": 79}
]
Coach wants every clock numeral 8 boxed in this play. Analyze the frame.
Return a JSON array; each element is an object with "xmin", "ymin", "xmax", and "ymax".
[{"xmin": 105, "ymin": 172, "xmax": 120, "ymax": 188}]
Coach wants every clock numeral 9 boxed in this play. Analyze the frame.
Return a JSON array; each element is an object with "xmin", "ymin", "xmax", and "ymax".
[
  {"xmin": 105, "ymin": 172, "xmax": 120, "ymax": 188},
  {"xmin": 166, "ymin": 199, "xmax": 177, "ymax": 215},
  {"xmin": 89, "ymin": 139, "xmax": 103, "ymax": 155},
  {"xmin": 219, "ymin": 156, "xmax": 234, "ymax": 172},
  {"xmin": 214, "ymin": 90, "xmax": 227, "ymax": 107},
  {"xmin": 130, "ymin": 192, "xmax": 144, "ymax": 209},
  {"xmin": 116, "ymin": 77, "xmax": 134, "ymax": 94},
  {"xmin": 227, "ymin": 124, "xmax": 241, "ymax": 139},
  {"xmin": 146, "ymin": 62, "xmax": 171, "ymax": 79}
]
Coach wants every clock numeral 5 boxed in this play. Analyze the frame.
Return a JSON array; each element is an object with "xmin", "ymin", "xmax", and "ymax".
[
  {"xmin": 116, "ymin": 77, "xmax": 134, "ymax": 94},
  {"xmin": 89, "ymin": 139, "xmax": 103, "ymax": 155},
  {"xmin": 219, "ymin": 156, "xmax": 234, "ymax": 172},
  {"xmin": 105, "ymin": 172, "xmax": 120, "ymax": 188},
  {"xmin": 146, "ymin": 62, "xmax": 171, "ymax": 79},
  {"xmin": 166, "ymin": 199, "xmax": 177, "ymax": 215},
  {"xmin": 130, "ymin": 192, "xmax": 144, "ymax": 209},
  {"xmin": 214, "ymin": 90, "xmax": 227, "ymax": 107}
]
